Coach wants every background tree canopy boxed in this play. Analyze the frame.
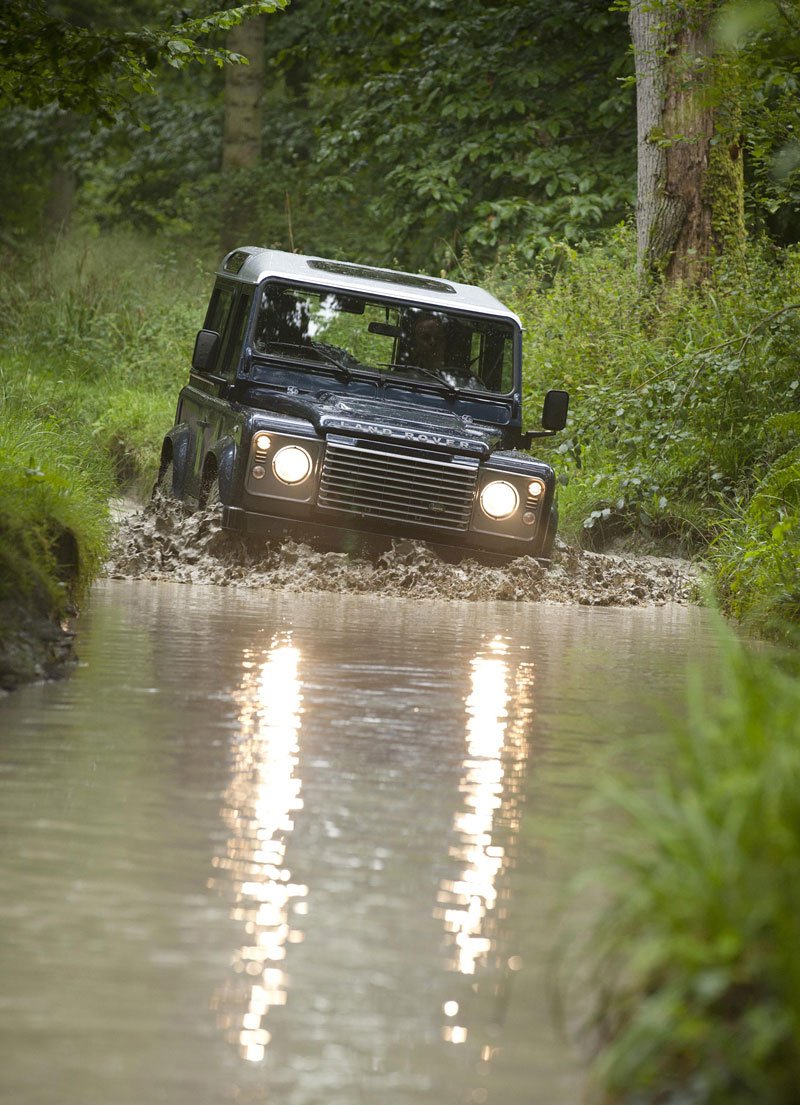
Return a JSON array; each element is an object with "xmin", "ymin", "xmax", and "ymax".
[
  {"xmin": 0, "ymin": 0, "xmax": 288, "ymax": 121},
  {"xmin": 3, "ymin": 0, "xmax": 799, "ymax": 267},
  {"xmin": 1, "ymin": 0, "xmax": 638, "ymax": 262},
  {"xmin": 1, "ymin": 0, "xmax": 799, "ymax": 266},
  {"xmin": 306, "ymin": 0, "xmax": 637, "ymax": 265}
]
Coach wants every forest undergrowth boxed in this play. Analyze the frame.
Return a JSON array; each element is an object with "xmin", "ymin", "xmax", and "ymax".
[
  {"xmin": 488, "ymin": 227, "xmax": 800, "ymax": 636},
  {"xmin": 574, "ymin": 626, "xmax": 800, "ymax": 1105}
]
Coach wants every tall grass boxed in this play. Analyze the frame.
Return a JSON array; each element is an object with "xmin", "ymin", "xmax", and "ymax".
[
  {"xmin": 0, "ymin": 232, "xmax": 208, "ymax": 492},
  {"xmin": 0, "ymin": 417, "xmax": 111, "ymax": 612},
  {"xmin": 0, "ymin": 233, "xmax": 209, "ymax": 640},
  {"xmin": 586, "ymin": 628, "xmax": 800, "ymax": 1104}
]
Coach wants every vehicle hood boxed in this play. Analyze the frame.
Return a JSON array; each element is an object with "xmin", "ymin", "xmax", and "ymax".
[{"xmin": 256, "ymin": 390, "xmax": 503, "ymax": 457}]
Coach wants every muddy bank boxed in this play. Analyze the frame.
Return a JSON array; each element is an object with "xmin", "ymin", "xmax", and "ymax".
[
  {"xmin": 104, "ymin": 500, "xmax": 698, "ymax": 606},
  {"xmin": 0, "ymin": 597, "xmax": 76, "ymax": 694}
]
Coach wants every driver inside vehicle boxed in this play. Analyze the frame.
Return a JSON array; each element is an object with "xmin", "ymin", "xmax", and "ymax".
[
  {"xmin": 408, "ymin": 313, "xmax": 447, "ymax": 370},
  {"xmin": 402, "ymin": 310, "xmax": 484, "ymax": 389}
]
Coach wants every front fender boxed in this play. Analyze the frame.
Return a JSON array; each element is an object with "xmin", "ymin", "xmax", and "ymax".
[{"xmin": 207, "ymin": 436, "xmax": 238, "ymax": 505}]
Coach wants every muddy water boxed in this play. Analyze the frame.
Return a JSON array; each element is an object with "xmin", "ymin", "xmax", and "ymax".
[{"xmin": 0, "ymin": 582, "xmax": 718, "ymax": 1105}]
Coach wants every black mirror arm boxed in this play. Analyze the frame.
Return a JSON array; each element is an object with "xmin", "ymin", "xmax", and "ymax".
[{"xmin": 515, "ymin": 429, "xmax": 558, "ymax": 449}]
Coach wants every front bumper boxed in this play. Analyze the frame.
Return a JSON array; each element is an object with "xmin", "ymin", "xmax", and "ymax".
[{"xmin": 222, "ymin": 505, "xmax": 551, "ymax": 564}]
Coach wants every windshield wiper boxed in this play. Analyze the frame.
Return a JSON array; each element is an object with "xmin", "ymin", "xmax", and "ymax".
[
  {"xmin": 258, "ymin": 341, "xmax": 354, "ymax": 381},
  {"xmin": 310, "ymin": 343, "xmax": 356, "ymax": 381},
  {"xmin": 378, "ymin": 362, "xmax": 458, "ymax": 395}
]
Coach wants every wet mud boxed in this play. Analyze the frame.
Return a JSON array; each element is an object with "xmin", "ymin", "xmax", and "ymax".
[
  {"xmin": 104, "ymin": 500, "xmax": 698, "ymax": 607},
  {"xmin": 0, "ymin": 597, "xmax": 76, "ymax": 694}
]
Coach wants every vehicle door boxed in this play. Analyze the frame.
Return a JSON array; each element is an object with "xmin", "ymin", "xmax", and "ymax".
[{"xmin": 183, "ymin": 282, "xmax": 252, "ymax": 497}]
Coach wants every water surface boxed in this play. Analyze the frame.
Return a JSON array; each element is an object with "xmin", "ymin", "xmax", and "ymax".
[{"xmin": 0, "ymin": 582, "xmax": 719, "ymax": 1105}]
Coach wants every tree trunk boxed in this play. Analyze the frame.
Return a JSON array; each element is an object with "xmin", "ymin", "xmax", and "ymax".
[
  {"xmin": 42, "ymin": 164, "xmax": 76, "ymax": 235},
  {"xmin": 41, "ymin": 110, "xmax": 77, "ymax": 235},
  {"xmin": 222, "ymin": 16, "xmax": 265, "ymax": 172},
  {"xmin": 629, "ymin": 0, "xmax": 745, "ymax": 284},
  {"xmin": 221, "ymin": 16, "xmax": 265, "ymax": 247}
]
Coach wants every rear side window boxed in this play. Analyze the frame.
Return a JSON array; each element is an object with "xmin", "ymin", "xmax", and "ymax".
[
  {"xmin": 219, "ymin": 293, "xmax": 252, "ymax": 377},
  {"xmin": 201, "ymin": 285, "xmax": 236, "ymax": 375},
  {"xmin": 204, "ymin": 286, "xmax": 235, "ymax": 337}
]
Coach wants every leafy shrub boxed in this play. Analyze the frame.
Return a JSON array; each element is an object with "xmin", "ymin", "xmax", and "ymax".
[
  {"xmin": 712, "ymin": 441, "xmax": 800, "ymax": 633},
  {"xmin": 587, "ymin": 629, "xmax": 800, "ymax": 1105}
]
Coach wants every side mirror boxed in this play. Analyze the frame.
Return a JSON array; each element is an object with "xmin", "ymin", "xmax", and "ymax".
[
  {"xmin": 542, "ymin": 389, "xmax": 569, "ymax": 432},
  {"xmin": 192, "ymin": 329, "xmax": 221, "ymax": 373}
]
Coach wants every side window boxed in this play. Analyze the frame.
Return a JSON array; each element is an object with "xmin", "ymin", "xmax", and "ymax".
[
  {"xmin": 219, "ymin": 293, "xmax": 252, "ymax": 378},
  {"xmin": 200, "ymin": 285, "xmax": 235, "ymax": 374},
  {"xmin": 204, "ymin": 286, "xmax": 235, "ymax": 334}
]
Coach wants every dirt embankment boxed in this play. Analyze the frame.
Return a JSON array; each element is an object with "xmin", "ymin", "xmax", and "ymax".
[
  {"xmin": 0, "ymin": 597, "xmax": 76, "ymax": 694},
  {"xmin": 104, "ymin": 500, "xmax": 698, "ymax": 607}
]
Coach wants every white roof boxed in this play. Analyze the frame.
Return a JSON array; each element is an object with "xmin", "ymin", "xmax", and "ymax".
[{"xmin": 218, "ymin": 247, "xmax": 520, "ymax": 324}]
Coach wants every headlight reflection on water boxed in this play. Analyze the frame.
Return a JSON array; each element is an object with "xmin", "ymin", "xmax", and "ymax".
[
  {"xmin": 210, "ymin": 638, "xmax": 306, "ymax": 1063},
  {"xmin": 437, "ymin": 635, "xmax": 534, "ymax": 1047}
]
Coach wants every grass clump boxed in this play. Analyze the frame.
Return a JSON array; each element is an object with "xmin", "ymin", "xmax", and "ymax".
[
  {"xmin": 586, "ymin": 629, "xmax": 800, "ymax": 1105},
  {"xmin": 711, "ymin": 435, "xmax": 800, "ymax": 635},
  {"xmin": 0, "ymin": 415, "xmax": 111, "ymax": 616}
]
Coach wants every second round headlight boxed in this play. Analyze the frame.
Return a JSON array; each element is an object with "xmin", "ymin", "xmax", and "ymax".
[
  {"xmin": 479, "ymin": 480, "xmax": 519, "ymax": 520},
  {"xmin": 272, "ymin": 445, "xmax": 312, "ymax": 485}
]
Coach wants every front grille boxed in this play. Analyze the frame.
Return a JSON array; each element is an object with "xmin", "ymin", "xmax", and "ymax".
[{"xmin": 318, "ymin": 437, "xmax": 478, "ymax": 532}]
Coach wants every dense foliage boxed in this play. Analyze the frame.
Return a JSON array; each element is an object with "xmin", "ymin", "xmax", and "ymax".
[
  {"xmin": 307, "ymin": 0, "xmax": 636, "ymax": 267},
  {"xmin": 0, "ymin": 0, "xmax": 287, "ymax": 124},
  {"xmin": 1, "ymin": 0, "xmax": 640, "ymax": 260},
  {"xmin": 587, "ymin": 627, "xmax": 800, "ymax": 1105},
  {"xmin": 717, "ymin": 0, "xmax": 800, "ymax": 240},
  {"xmin": 5, "ymin": 1, "xmax": 799, "ymax": 262},
  {"xmin": 485, "ymin": 227, "xmax": 800, "ymax": 633}
]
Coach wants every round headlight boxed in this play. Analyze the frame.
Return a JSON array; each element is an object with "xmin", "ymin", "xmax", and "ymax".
[
  {"xmin": 272, "ymin": 445, "xmax": 312, "ymax": 485},
  {"xmin": 479, "ymin": 480, "xmax": 519, "ymax": 520}
]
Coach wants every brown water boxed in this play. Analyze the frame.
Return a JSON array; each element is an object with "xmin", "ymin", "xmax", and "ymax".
[{"xmin": 0, "ymin": 581, "xmax": 719, "ymax": 1105}]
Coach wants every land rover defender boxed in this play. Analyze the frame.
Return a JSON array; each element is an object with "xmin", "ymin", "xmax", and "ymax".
[{"xmin": 156, "ymin": 248, "xmax": 569, "ymax": 561}]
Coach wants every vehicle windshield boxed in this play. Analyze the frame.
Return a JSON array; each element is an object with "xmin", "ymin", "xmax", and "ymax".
[{"xmin": 251, "ymin": 282, "xmax": 516, "ymax": 395}]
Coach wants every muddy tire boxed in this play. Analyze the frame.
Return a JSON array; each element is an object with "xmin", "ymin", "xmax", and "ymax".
[
  {"xmin": 201, "ymin": 469, "xmax": 221, "ymax": 509},
  {"xmin": 154, "ymin": 458, "xmax": 175, "ymax": 501},
  {"xmin": 540, "ymin": 506, "xmax": 558, "ymax": 559}
]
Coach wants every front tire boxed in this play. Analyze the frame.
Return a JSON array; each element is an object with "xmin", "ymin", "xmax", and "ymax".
[
  {"xmin": 153, "ymin": 458, "xmax": 175, "ymax": 501},
  {"xmin": 540, "ymin": 506, "xmax": 558, "ymax": 559},
  {"xmin": 201, "ymin": 468, "xmax": 221, "ymax": 509}
]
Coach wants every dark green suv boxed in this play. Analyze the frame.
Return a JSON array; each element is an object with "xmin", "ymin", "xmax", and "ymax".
[{"xmin": 157, "ymin": 248, "xmax": 569, "ymax": 560}]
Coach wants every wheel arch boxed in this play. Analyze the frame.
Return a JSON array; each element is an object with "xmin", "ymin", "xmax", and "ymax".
[
  {"xmin": 202, "ymin": 435, "xmax": 238, "ymax": 506},
  {"xmin": 156, "ymin": 425, "xmax": 194, "ymax": 499}
]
